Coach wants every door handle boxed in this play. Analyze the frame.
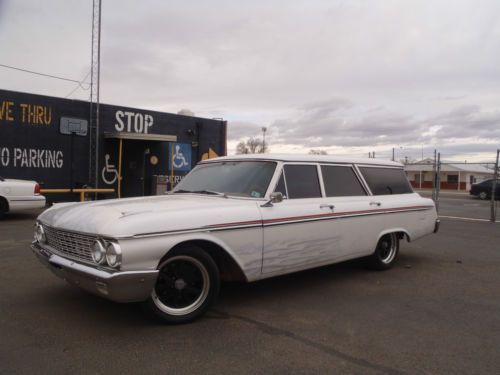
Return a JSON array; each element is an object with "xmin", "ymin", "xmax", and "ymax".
[
  {"xmin": 370, "ymin": 201, "xmax": 381, "ymax": 207},
  {"xmin": 320, "ymin": 204, "xmax": 335, "ymax": 211}
]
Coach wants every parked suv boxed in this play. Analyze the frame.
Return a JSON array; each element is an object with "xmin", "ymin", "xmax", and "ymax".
[{"xmin": 470, "ymin": 179, "xmax": 500, "ymax": 200}]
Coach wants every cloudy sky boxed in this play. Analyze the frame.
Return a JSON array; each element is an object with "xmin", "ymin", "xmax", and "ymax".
[{"xmin": 1, "ymin": 0, "xmax": 499, "ymax": 161}]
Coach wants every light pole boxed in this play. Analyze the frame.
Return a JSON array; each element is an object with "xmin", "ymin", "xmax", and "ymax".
[
  {"xmin": 261, "ymin": 127, "xmax": 267, "ymax": 153},
  {"xmin": 393, "ymin": 146, "xmax": 403, "ymax": 162}
]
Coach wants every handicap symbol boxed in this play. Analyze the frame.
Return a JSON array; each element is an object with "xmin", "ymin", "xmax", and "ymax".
[
  {"xmin": 172, "ymin": 145, "xmax": 189, "ymax": 169},
  {"xmin": 102, "ymin": 154, "xmax": 118, "ymax": 185}
]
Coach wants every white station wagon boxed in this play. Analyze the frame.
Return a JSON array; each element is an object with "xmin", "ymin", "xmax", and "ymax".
[{"xmin": 32, "ymin": 155, "xmax": 439, "ymax": 323}]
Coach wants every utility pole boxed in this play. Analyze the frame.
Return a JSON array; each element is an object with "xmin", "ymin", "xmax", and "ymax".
[
  {"xmin": 89, "ymin": 0, "xmax": 102, "ymax": 188},
  {"xmin": 435, "ymin": 152, "xmax": 441, "ymax": 212},
  {"xmin": 491, "ymin": 149, "xmax": 499, "ymax": 222}
]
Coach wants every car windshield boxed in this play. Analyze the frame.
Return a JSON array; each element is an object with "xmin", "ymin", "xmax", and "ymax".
[{"xmin": 173, "ymin": 161, "xmax": 276, "ymax": 198}]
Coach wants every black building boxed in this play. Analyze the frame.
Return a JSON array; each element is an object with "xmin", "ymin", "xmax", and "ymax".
[{"xmin": 0, "ymin": 89, "xmax": 226, "ymax": 200}]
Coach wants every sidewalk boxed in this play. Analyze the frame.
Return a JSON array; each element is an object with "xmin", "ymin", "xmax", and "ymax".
[{"xmin": 414, "ymin": 188, "xmax": 471, "ymax": 196}]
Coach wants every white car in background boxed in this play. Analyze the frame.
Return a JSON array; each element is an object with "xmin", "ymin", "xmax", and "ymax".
[
  {"xmin": 0, "ymin": 177, "xmax": 46, "ymax": 218},
  {"xmin": 31, "ymin": 155, "xmax": 439, "ymax": 324}
]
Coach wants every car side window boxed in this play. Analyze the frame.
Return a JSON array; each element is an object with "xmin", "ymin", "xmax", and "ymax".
[
  {"xmin": 359, "ymin": 167, "xmax": 413, "ymax": 195},
  {"xmin": 273, "ymin": 172, "xmax": 288, "ymax": 198},
  {"xmin": 283, "ymin": 164, "xmax": 322, "ymax": 199},
  {"xmin": 321, "ymin": 165, "xmax": 366, "ymax": 197}
]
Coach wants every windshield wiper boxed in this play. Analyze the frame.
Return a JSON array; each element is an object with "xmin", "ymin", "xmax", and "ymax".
[
  {"xmin": 170, "ymin": 189, "xmax": 194, "ymax": 194},
  {"xmin": 193, "ymin": 190, "xmax": 227, "ymax": 197},
  {"xmin": 170, "ymin": 189, "xmax": 227, "ymax": 197}
]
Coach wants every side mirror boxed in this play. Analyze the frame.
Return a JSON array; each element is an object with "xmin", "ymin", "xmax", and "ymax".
[
  {"xmin": 270, "ymin": 192, "xmax": 283, "ymax": 203},
  {"xmin": 261, "ymin": 192, "xmax": 284, "ymax": 207}
]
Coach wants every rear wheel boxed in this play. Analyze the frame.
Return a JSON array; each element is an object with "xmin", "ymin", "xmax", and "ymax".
[
  {"xmin": 144, "ymin": 246, "xmax": 220, "ymax": 324},
  {"xmin": 366, "ymin": 233, "xmax": 399, "ymax": 270}
]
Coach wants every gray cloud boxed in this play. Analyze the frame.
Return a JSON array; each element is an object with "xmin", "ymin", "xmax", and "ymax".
[
  {"xmin": 1, "ymin": 0, "xmax": 499, "ymax": 161},
  {"xmin": 227, "ymin": 99, "xmax": 500, "ymax": 157}
]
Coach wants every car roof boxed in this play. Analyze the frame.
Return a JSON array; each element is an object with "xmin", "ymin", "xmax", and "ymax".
[{"xmin": 201, "ymin": 154, "xmax": 404, "ymax": 167}]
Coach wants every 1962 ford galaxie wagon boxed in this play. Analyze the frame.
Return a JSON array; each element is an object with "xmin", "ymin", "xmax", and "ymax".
[{"xmin": 32, "ymin": 155, "xmax": 439, "ymax": 323}]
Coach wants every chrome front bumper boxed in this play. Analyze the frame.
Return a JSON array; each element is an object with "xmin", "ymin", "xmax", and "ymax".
[{"xmin": 31, "ymin": 242, "xmax": 158, "ymax": 303}]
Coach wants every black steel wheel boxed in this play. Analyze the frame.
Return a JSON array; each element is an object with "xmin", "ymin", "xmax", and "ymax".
[
  {"xmin": 144, "ymin": 246, "xmax": 220, "ymax": 324},
  {"xmin": 366, "ymin": 233, "xmax": 399, "ymax": 270}
]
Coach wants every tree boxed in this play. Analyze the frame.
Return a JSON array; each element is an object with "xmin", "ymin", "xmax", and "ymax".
[
  {"xmin": 309, "ymin": 149, "xmax": 328, "ymax": 155},
  {"xmin": 236, "ymin": 137, "xmax": 268, "ymax": 154}
]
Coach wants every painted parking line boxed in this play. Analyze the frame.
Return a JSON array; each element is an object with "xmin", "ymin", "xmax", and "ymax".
[{"xmin": 439, "ymin": 215, "xmax": 500, "ymax": 223}]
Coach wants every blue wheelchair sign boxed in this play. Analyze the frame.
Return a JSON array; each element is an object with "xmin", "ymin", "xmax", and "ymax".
[{"xmin": 169, "ymin": 143, "xmax": 192, "ymax": 172}]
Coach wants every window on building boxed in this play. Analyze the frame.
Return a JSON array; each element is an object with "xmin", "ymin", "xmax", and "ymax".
[
  {"xmin": 414, "ymin": 172, "xmax": 425, "ymax": 184},
  {"xmin": 359, "ymin": 167, "xmax": 413, "ymax": 195},
  {"xmin": 321, "ymin": 165, "xmax": 366, "ymax": 197},
  {"xmin": 283, "ymin": 164, "xmax": 322, "ymax": 199},
  {"xmin": 447, "ymin": 175, "xmax": 459, "ymax": 183}
]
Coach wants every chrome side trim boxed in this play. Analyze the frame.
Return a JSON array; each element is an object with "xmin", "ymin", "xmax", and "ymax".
[{"xmin": 124, "ymin": 206, "xmax": 434, "ymax": 239}]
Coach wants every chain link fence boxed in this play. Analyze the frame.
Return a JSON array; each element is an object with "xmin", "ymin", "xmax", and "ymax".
[{"xmin": 403, "ymin": 149, "xmax": 499, "ymax": 222}]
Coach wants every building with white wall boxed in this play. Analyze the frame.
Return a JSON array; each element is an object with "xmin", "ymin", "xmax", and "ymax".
[{"xmin": 404, "ymin": 158, "xmax": 494, "ymax": 191}]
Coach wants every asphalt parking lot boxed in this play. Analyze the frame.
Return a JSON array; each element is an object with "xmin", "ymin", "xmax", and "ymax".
[{"xmin": 1, "ymin": 199, "xmax": 499, "ymax": 374}]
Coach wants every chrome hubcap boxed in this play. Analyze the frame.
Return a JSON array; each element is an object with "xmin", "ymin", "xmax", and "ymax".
[{"xmin": 379, "ymin": 233, "xmax": 397, "ymax": 264}]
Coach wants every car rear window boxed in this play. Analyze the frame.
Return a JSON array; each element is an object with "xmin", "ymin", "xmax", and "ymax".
[
  {"xmin": 359, "ymin": 167, "xmax": 413, "ymax": 195},
  {"xmin": 283, "ymin": 165, "xmax": 322, "ymax": 199},
  {"xmin": 321, "ymin": 165, "xmax": 366, "ymax": 197}
]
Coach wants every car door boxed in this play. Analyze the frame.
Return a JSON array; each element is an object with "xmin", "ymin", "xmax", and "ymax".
[{"xmin": 259, "ymin": 163, "xmax": 343, "ymax": 276}]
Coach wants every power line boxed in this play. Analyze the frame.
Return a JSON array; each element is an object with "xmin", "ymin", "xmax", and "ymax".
[
  {"xmin": 0, "ymin": 63, "xmax": 90, "ymax": 85},
  {"xmin": 65, "ymin": 70, "xmax": 92, "ymax": 98}
]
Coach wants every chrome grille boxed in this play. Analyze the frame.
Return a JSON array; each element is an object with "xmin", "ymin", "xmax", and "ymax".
[{"xmin": 43, "ymin": 225, "xmax": 96, "ymax": 263}]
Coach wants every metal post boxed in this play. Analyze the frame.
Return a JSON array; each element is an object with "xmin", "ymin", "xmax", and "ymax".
[
  {"xmin": 392, "ymin": 147, "xmax": 395, "ymax": 161},
  {"xmin": 432, "ymin": 149, "xmax": 437, "ymax": 201},
  {"xmin": 491, "ymin": 149, "xmax": 499, "ymax": 222},
  {"xmin": 435, "ymin": 152, "xmax": 441, "ymax": 212},
  {"xmin": 89, "ymin": 0, "xmax": 101, "ymax": 192},
  {"xmin": 118, "ymin": 138, "xmax": 123, "ymax": 198},
  {"xmin": 95, "ymin": 0, "xmax": 101, "ymax": 189}
]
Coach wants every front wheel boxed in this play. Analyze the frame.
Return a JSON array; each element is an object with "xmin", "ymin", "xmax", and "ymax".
[
  {"xmin": 478, "ymin": 191, "xmax": 488, "ymax": 200},
  {"xmin": 366, "ymin": 233, "xmax": 399, "ymax": 270},
  {"xmin": 144, "ymin": 246, "xmax": 220, "ymax": 324}
]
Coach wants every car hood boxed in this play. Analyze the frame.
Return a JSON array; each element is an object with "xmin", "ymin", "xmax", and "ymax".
[{"xmin": 38, "ymin": 194, "xmax": 262, "ymax": 238}]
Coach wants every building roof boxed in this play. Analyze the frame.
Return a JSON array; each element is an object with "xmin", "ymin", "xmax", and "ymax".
[
  {"xmin": 404, "ymin": 158, "xmax": 494, "ymax": 174},
  {"xmin": 205, "ymin": 154, "xmax": 404, "ymax": 167}
]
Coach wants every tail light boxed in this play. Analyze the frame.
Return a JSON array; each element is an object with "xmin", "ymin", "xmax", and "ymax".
[{"xmin": 34, "ymin": 183, "xmax": 41, "ymax": 195}]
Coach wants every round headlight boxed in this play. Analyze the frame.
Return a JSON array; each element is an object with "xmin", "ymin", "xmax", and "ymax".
[
  {"xmin": 34, "ymin": 223, "xmax": 46, "ymax": 243},
  {"xmin": 91, "ymin": 240, "xmax": 106, "ymax": 264},
  {"xmin": 105, "ymin": 242, "xmax": 122, "ymax": 268}
]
